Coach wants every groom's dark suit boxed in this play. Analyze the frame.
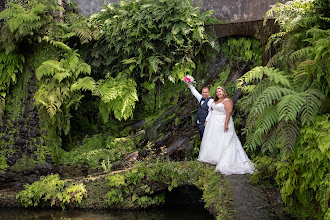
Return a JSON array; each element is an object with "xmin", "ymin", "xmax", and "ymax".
[
  {"xmin": 197, "ymin": 97, "xmax": 212, "ymax": 139},
  {"xmin": 189, "ymin": 85, "xmax": 213, "ymax": 140}
]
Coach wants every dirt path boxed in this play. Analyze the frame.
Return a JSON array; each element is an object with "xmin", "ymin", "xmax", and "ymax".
[{"xmin": 226, "ymin": 174, "xmax": 292, "ymax": 220}]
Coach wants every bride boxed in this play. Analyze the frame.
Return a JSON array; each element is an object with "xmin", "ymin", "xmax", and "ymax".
[{"xmin": 198, "ymin": 86, "xmax": 255, "ymax": 175}]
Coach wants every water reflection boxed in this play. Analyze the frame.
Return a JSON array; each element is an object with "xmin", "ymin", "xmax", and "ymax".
[{"xmin": 0, "ymin": 206, "xmax": 214, "ymax": 220}]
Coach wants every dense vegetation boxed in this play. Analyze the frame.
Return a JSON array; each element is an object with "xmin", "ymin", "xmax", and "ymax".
[
  {"xmin": 0, "ymin": 0, "xmax": 215, "ymax": 164},
  {"xmin": 0, "ymin": 0, "xmax": 329, "ymax": 219},
  {"xmin": 237, "ymin": 0, "xmax": 330, "ymax": 219},
  {"xmin": 16, "ymin": 161, "xmax": 234, "ymax": 219}
]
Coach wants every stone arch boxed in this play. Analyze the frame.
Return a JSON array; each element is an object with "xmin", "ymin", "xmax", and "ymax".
[{"xmin": 211, "ymin": 19, "xmax": 279, "ymax": 65}]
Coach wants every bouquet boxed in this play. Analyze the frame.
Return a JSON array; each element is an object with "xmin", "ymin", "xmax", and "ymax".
[{"xmin": 183, "ymin": 75, "xmax": 195, "ymax": 84}]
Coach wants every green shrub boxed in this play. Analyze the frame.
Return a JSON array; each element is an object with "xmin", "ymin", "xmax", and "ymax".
[
  {"xmin": 104, "ymin": 161, "xmax": 234, "ymax": 219},
  {"xmin": 16, "ymin": 174, "xmax": 87, "ymax": 209},
  {"xmin": 0, "ymin": 154, "xmax": 9, "ymax": 172},
  {"xmin": 58, "ymin": 134, "xmax": 138, "ymax": 170},
  {"xmin": 220, "ymin": 37, "xmax": 262, "ymax": 66},
  {"xmin": 275, "ymin": 115, "xmax": 330, "ymax": 219}
]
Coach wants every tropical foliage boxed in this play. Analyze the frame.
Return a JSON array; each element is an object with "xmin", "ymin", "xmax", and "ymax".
[
  {"xmin": 34, "ymin": 46, "xmax": 92, "ymax": 136},
  {"xmin": 0, "ymin": 51, "xmax": 24, "ymax": 123},
  {"xmin": 237, "ymin": 1, "xmax": 330, "ymax": 219},
  {"xmin": 275, "ymin": 115, "xmax": 330, "ymax": 219},
  {"xmin": 17, "ymin": 174, "xmax": 87, "ymax": 209},
  {"xmin": 0, "ymin": 1, "xmax": 56, "ymax": 54},
  {"xmin": 237, "ymin": 66, "xmax": 323, "ymax": 154},
  {"xmin": 220, "ymin": 37, "xmax": 262, "ymax": 67},
  {"xmin": 89, "ymin": 0, "xmax": 216, "ymax": 94},
  {"xmin": 265, "ymin": 0, "xmax": 330, "ymax": 96}
]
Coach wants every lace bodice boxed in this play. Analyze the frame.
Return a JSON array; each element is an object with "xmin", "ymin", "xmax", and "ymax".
[{"xmin": 211, "ymin": 98, "xmax": 230, "ymax": 115}]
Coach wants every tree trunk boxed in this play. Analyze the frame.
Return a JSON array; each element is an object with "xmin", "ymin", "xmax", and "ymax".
[{"xmin": 55, "ymin": 0, "xmax": 64, "ymax": 23}]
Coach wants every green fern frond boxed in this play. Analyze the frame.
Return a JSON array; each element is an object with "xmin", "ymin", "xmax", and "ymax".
[
  {"xmin": 250, "ymin": 86, "xmax": 295, "ymax": 115},
  {"xmin": 148, "ymin": 56, "xmax": 163, "ymax": 74},
  {"xmin": 94, "ymin": 78, "xmax": 120, "ymax": 103},
  {"xmin": 95, "ymin": 74, "xmax": 138, "ymax": 122},
  {"xmin": 266, "ymin": 51, "xmax": 282, "ymax": 67},
  {"xmin": 293, "ymin": 60, "xmax": 316, "ymax": 91},
  {"xmin": 289, "ymin": 46, "xmax": 313, "ymax": 62},
  {"xmin": 237, "ymin": 67, "xmax": 291, "ymax": 93},
  {"xmin": 42, "ymin": 36, "xmax": 72, "ymax": 53},
  {"xmin": 73, "ymin": 27, "xmax": 92, "ymax": 44},
  {"xmin": 61, "ymin": 32, "xmax": 76, "ymax": 40},
  {"xmin": 0, "ymin": 3, "xmax": 25, "ymax": 20},
  {"xmin": 71, "ymin": 77, "xmax": 96, "ymax": 92},
  {"xmin": 36, "ymin": 60, "xmax": 65, "ymax": 80},
  {"xmin": 261, "ymin": 128, "xmax": 278, "ymax": 154},
  {"xmin": 99, "ymin": 101, "xmax": 111, "ymax": 124},
  {"xmin": 73, "ymin": 63, "xmax": 91, "ymax": 78},
  {"xmin": 53, "ymin": 71, "xmax": 71, "ymax": 83},
  {"xmin": 306, "ymin": 27, "xmax": 330, "ymax": 39},
  {"xmin": 320, "ymin": 16, "xmax": 330, "ymax": 23},
  {"xmin": 266, "ymin": 32, "xmax": 286, "ymax": 51},
  {"xmin": 314, "ymin": 36, "xmax": 330, "ymax": 61},
  {"xmin": 0, "ymin": 3, "xmax": 49, "ymax": 53},
  {"xmin": 244, "ymin": 130, "xmax": 263, "ymax": 153},
  {"xmin": 244, "ymin": 111, "xmax": 261, "ymax": 136},
  {"xmin": 277, "ymin": 120, "xmax": 301, "ymax": 154},
  {"xmin": 299, "ymin": 89, "xmax": 323, "ymax": 126},
  {"xmin": 35, "ymin": 49, "xmax": 92, "ymax": 135},
  {"xmin": 255, "ymin": 105, "xmax": 279, "ymax": 135},
  {"xmin": 277, "ymin": 93, "xmax": 306, "ymax": 122}
]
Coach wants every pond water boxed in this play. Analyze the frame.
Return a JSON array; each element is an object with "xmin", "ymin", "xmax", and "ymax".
[
  {"xmin": 0, "ymin": 186, "xmax": 214, "ymax": 220},
  {"xmin": 0, "ymin": 205, "xmax": 214, "ymax": 220}
]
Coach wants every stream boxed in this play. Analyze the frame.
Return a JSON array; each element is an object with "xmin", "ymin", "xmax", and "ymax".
[{"xmin": 0, "ymin": 206, "xmax": 213, "ymax": 220}]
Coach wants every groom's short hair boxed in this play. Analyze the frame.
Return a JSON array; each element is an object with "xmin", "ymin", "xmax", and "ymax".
[{"xmin": 202, "ymin": 86, "xmax": 210, "ymax": 92}]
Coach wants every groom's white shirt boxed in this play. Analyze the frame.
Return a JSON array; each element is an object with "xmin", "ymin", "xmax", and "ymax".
[{"xmin": 189, "ymin": 85, "xmax": 213, "ymax": 123}]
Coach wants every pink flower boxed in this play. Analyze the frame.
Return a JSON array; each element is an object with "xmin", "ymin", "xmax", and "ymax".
[
  {"xmin": 183, "ymin": 75, "xmax": 195, "ymax": 84},
  {"xmin": 184, "ymin": 77, "xmax": 191, "ymax": 83}
]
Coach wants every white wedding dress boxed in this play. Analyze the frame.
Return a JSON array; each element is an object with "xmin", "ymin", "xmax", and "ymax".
[{"xmin": 198, "ymin": 99, "xmax": 255, "ymax": 175}]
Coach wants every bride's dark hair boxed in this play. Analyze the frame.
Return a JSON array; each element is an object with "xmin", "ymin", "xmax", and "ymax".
[{"xmin": 213, "ymin": 87, "xmax": 229, "ymax": 101}]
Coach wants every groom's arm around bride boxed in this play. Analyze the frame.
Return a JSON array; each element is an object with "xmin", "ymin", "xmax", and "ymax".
[{"xmin": 187, "ymin": 83, "xmax": 213, "ymax": 140}]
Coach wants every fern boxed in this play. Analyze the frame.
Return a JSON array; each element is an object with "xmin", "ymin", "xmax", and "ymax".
[
  {"xmin": 237, "ymin": 65, "xmax": 323, "ymax": 155},
  {"xmin": 42, "ymin": 36, "xmax": 72, "ymax": 53},
  {"xmin": 237, "ymin": 66, "xmax": 291, "ymax": 93},
  {"xmin": 17, "ymin": 174, "xmax": 87, "ymax": 209},
  {"xmin": 71, "ymin": 77, "xmax": 96, "ymax": 92},
  {"xmin": 90, "ymin": 0, "xmax": 216, "ymax": 88},
  {"xmin": 299, "ymin": 90, "xmax": 324, "ymax": 126},
  {"xmin": 254, "ymin": 106, "xmax": 279, "ymax": 135},
  {"xmin": 274, "ymin": 115, "xmax": 330, "ymax": 219},
  {"xmin": 261, "ymin": 128, "xmax": 278, "ymax": 154},
  {"xmin": 277, "ymin": 120, "xmax": 301, "ymax": 154},
  {"xmin": 0, "ymin": 50, "xmax": 25, "ymax": 92},
  {"xmin": 264, "ymin": 0, "xmax": 314, "ymax": 32},
  {"xmin": 95, "ymin": 74, "xmax": 138, "ymax": 122},
  {"xmin": 0, "ymin": 3, "xmax": 51, "ymax": 53},
  {"xmin": 35, "ymin": 49, "xmax": 92, "ymax": 135},
  {"xmin": 0, "ymin": 50, "xmax": 25, "ymax": 122},
  {"xmin": 62, "ymin": 12, "xmax": 99, "ymax": 44},
  {"xmin": 263, "ymin": 1, "xmax": 330, "ymax": 95},
  {"xmin": 250, "ymin": 86, "xmax": 294, "ymax": 115},
  {"xmin": 277, "ymin": 93, "xmax": 306, "ymax": 122},
  {"xmin": 220, "ymin": 37, "xmax": 262, "ymax": 66}
]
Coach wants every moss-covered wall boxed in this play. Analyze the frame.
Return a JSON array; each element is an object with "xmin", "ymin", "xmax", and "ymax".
[{"xmin": 0, "ymin": 43, "xmax": 58, "ymax": 185}]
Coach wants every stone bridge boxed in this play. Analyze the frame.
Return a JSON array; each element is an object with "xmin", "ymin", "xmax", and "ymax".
[
  {"xmin": 75, "ymin": 0, "xmax": 279, "ymax": 23},
  {"xmin": 211, "ymin": 20, "xmax": 279, "ymax": 65}
]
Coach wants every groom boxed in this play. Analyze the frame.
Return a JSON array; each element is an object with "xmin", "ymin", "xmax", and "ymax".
[{"xmin": 187, "ymin": 83, "xmax": 213, "ymax": 140}]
